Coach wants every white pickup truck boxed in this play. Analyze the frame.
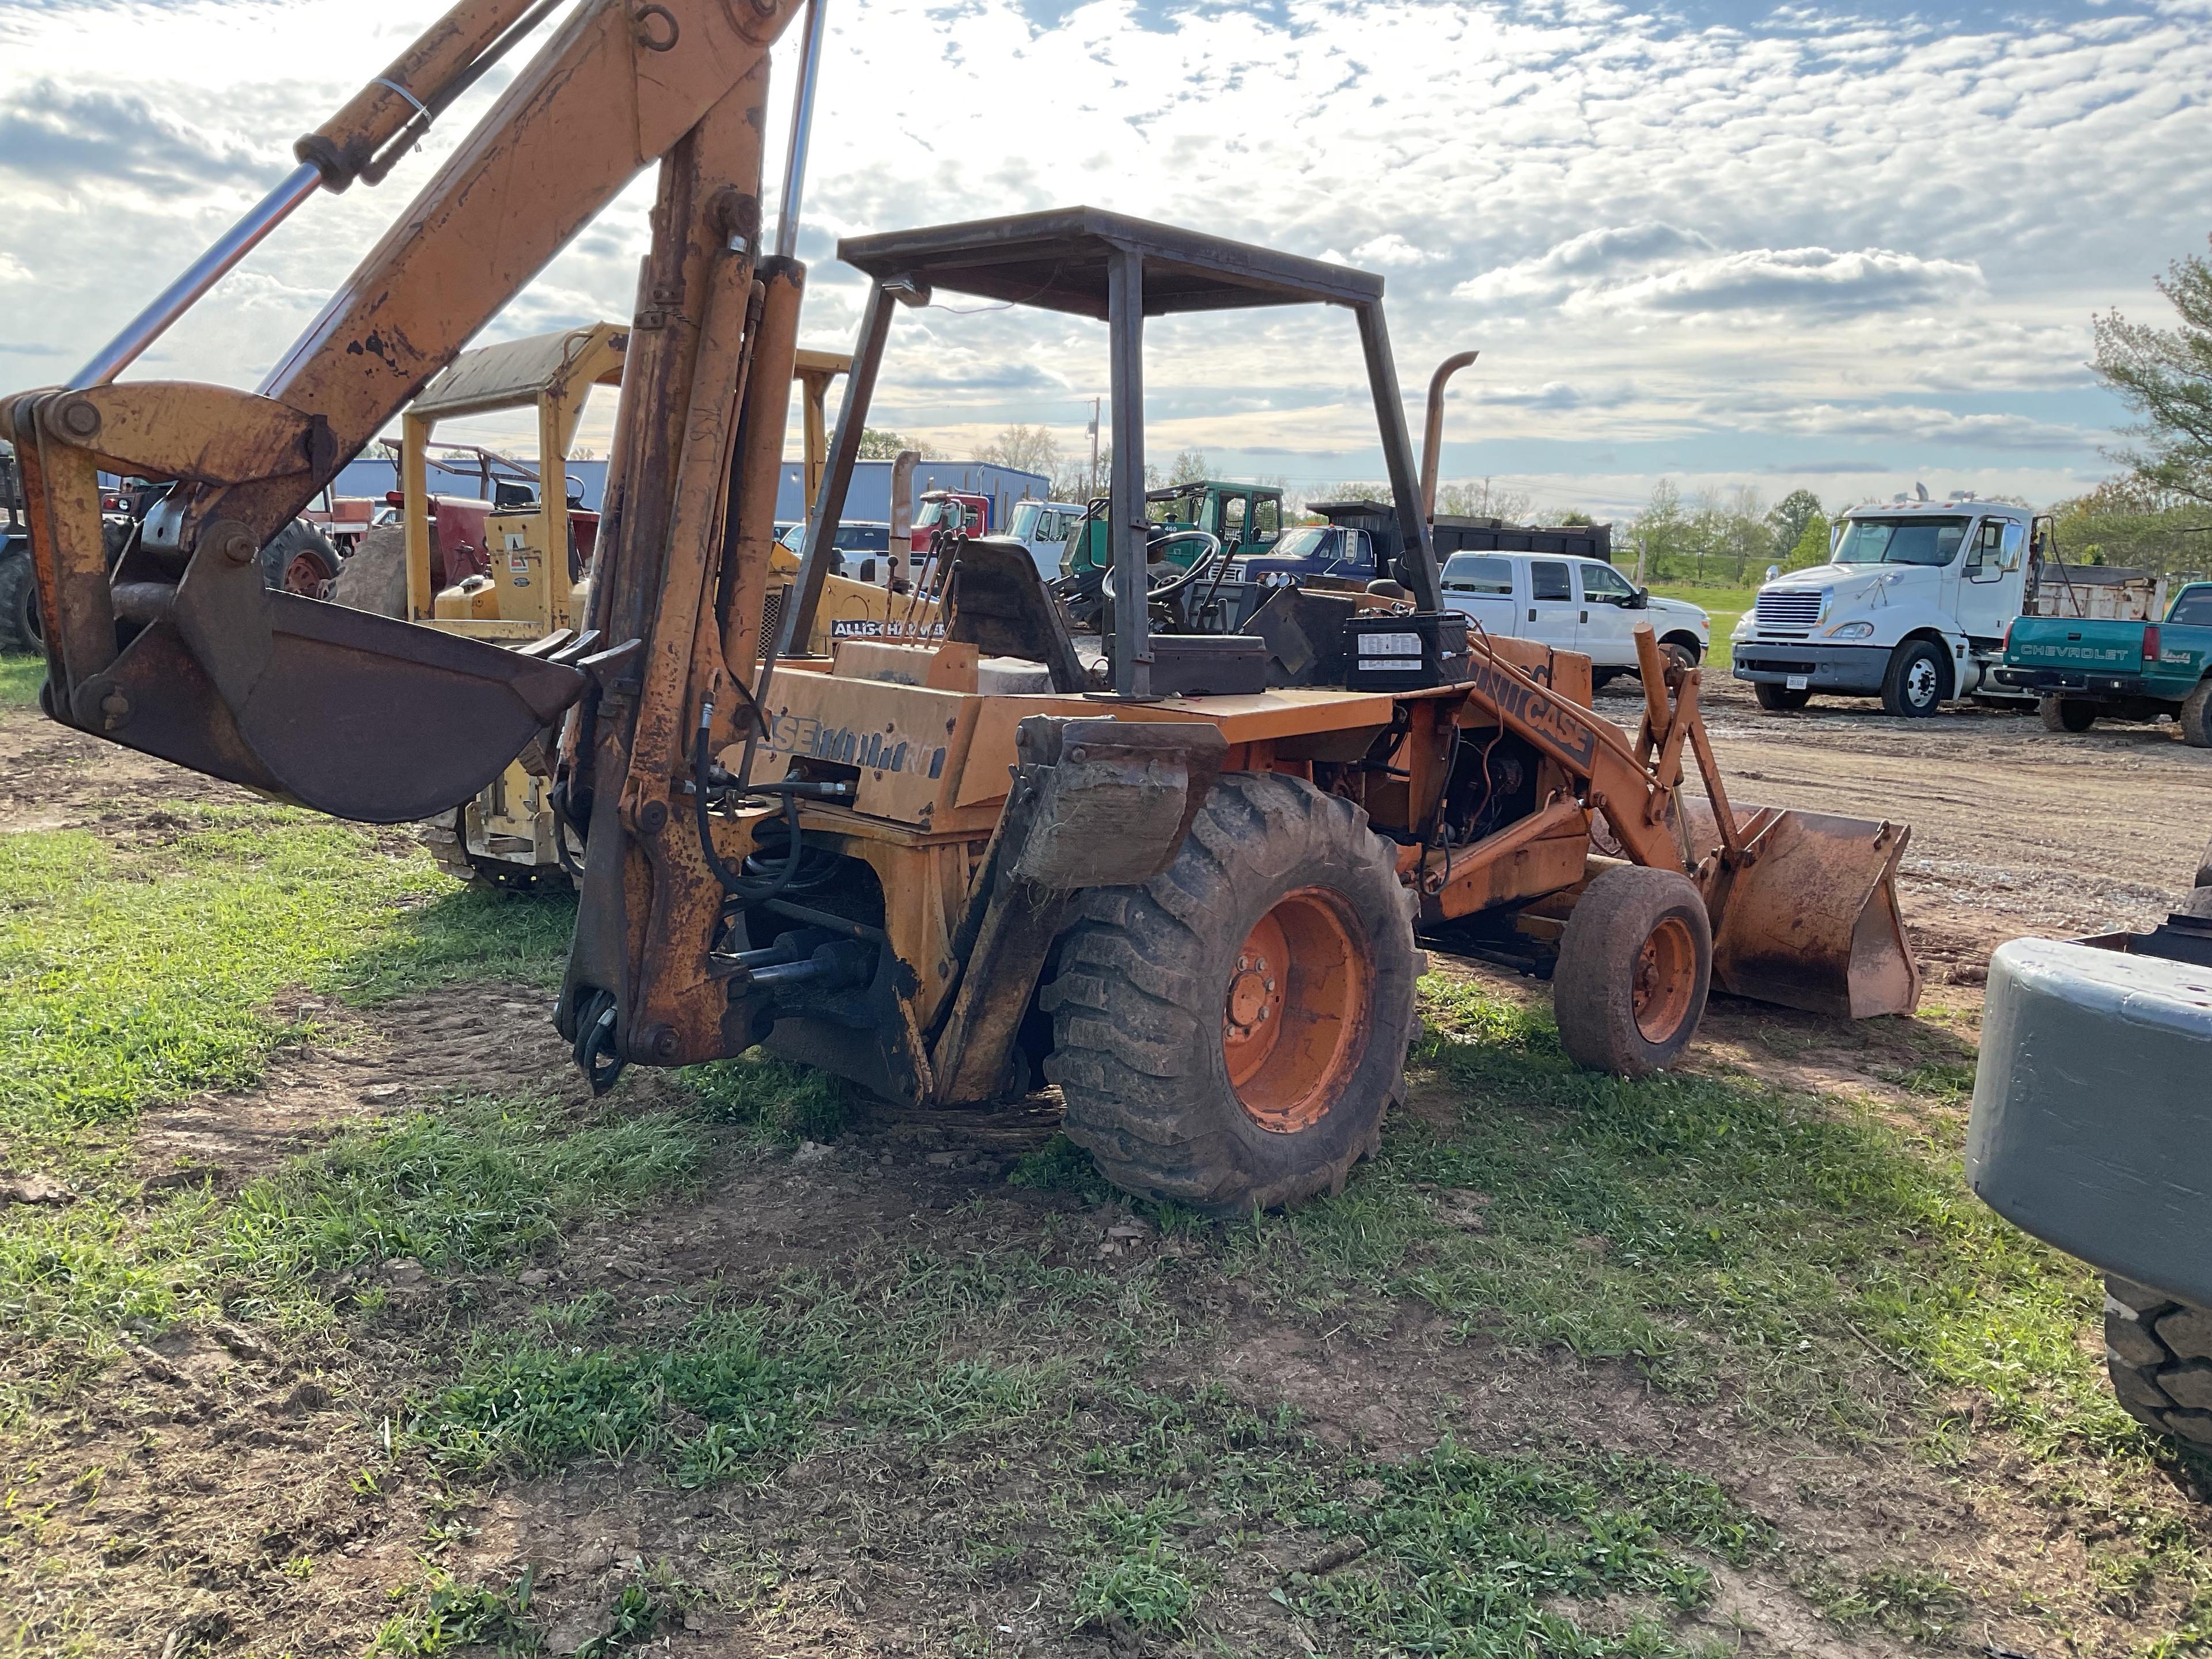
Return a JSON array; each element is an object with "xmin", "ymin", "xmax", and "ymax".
[
  {"xmin": 1438, "ymin": 550, "xmax": 1710, "ymax": 685},
  {"xmin": 1731, "ymin": 497, "xmax": 2037, "ymax": 716}
]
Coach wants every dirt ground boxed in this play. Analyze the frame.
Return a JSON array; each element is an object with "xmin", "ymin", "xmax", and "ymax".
[{"xmin": 5, "ymin": 675, "xmax": 2210, "ymax": 1656}]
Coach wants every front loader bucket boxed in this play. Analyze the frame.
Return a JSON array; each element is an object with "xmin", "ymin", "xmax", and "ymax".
[{"xmin": 1705, "ymin": 806, "xmax": 1921, "ymax": 1020}]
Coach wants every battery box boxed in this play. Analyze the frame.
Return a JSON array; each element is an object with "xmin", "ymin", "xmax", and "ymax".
[{"xmin": 1344, "ymin": 611, "xmax": 1474, "ymax": 690}]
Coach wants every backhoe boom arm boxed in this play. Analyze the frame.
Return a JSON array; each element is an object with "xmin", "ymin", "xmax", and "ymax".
[{"xmin": 8, "ymin": 0, "xmax": 813, "ymax": 821}]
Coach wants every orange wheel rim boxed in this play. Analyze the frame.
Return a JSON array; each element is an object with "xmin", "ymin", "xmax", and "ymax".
[
  {"xmin": 1631, "ymin": 914, "xmax": 1698, "ymax": 1044},
  {"xmin": 1222, "ymin": 887, "xmax": 1372, "ymax": 1134},
  {"xmin": 282, "ymin": 552, "xmax": 325, "ymax": 595}
]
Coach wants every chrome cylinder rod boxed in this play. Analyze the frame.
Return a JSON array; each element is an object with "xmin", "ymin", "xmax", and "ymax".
[
  {"xmin": 71, "ymin": 162, "xmax": 324, "ymax": 389},
  {"xmin": 772, "ymin": 0, "xmax": 828, "ymax": 260}
]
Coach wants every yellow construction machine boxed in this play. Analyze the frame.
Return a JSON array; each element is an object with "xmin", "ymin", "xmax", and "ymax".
[
  {"xmin": 6, "ymin": 0, "xmax": 1918, "ymax": 1213},
  {"xmin": 369, "ymin": 319, "xmax": 903, "ymax": 886}
]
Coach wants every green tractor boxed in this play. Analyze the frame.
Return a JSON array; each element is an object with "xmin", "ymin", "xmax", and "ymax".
[{"xmin": 1061, "ymin": 479, "xmax": 1285, "ymax": 577}]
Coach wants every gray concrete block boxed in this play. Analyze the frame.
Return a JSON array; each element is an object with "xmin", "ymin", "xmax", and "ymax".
[{"xmin": 1967, "ymin": 938, "xmax": 2212, "ymax": 1308}]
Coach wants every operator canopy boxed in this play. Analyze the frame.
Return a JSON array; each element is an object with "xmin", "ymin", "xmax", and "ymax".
[{"xmin": 836, "ymin": 206, "xmax": 1385, "ymax": 317}]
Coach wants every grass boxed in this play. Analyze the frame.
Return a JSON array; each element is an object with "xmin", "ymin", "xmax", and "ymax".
[
  {"xmin": 3, "ymin": 726, "xmax": 2209, "ymax": 1652},
  {"xmin": 406, "ymin": 1246, "xmax": 1100, "ymax": 1483},
  {"xmin": 1648, "ymin": 580, "xmax": 1760, "ymax": 671},
  {"xmin": 1217, "ymin": 976, "xmax": 2133, "ymax": 1459},
  {"xmin": 369, "ymin": 1568, "xmax": 540, "ymax": 1656},
  {"xmin": 0, "ymin": 652, "xmax": 43, "ymax": 708},
  {"xmin": 0, "ymin": 799, "xmax": 600, "ymax": 1354},
  {"xmin": 0, "ymin": 802, "xmax": 573, "ymax": 1164}
]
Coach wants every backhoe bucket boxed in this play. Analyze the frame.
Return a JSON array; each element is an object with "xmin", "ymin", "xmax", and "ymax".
[
  {"xmin": 1705, "ymin": 806, "xmax": 1921, "ymax": 1020},
  {"xmin": 75, "ymin": 596, "xmax": 589, "ymax": 824}
]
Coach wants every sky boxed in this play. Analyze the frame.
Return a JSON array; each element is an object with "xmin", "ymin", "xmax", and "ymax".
[{"xmin": 1, "ymin": 0, "xmax": 2206, "ymax": 522}]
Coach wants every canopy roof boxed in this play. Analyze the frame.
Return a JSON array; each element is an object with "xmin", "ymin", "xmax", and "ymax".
[{"xmin": 836, "ymin": 207, "xmax": 1383, "ymax": 320}]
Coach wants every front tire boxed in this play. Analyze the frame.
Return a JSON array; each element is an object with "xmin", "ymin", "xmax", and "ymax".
[
  {"xmin": 1042, "ymin": 772, "xmax": 1418, "ymax": 1215},
  {"xmin": 1881, "ymin": 638, "xmax": 1949, "ymax": 717},
  {"xmin": 2039, "ymin": 696, "xmax": 2097, "ymax": 734},
  {"xmin": 1753, "ymin": 682, "xmax": 1811, "ymax": 713},
  {"xmin": 2104, "ymin": 1275, "xmax": 2212, "ymax": 1449},
  {"xmin": 1552, "ymin": 866, "xmax": 1712, "ymax": 1077}
]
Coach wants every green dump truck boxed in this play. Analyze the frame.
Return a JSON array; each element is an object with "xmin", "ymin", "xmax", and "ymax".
[{"xmin": 1995, "ymin": 581, "xmax": 2212, "ymax": 742}]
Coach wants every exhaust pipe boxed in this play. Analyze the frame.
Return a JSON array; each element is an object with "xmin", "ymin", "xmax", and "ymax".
[{"xmin": 1420, "ymin": 350, "xmax": 1479, "ymax": 520}]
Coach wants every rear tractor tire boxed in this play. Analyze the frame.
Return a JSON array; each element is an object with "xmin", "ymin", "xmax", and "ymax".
[
  {"xmin": 1043, "ymin": 771, "xmax": 1419, "ymax": 1216},
  {"xmin": 2039, "ymin": 696, "xmax": 2097, "ymax": 734},
  {"xmin": 1753, "ymin": 682, "xmax": 1811, "ymax": 713},
  {"xmin": 1552, "ymin": 865, "xmax": 1712, "ymax": 1077},
  {"xmin": 261, "ymin": 520, "xmax": 340, "ymax": 597},
  {"xmin": 2104, "ymin": 1275, "xmax": 2212, "ymax": 1450}
]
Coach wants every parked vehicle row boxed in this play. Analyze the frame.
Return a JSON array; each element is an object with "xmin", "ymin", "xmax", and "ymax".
[{"xmin": 1731, "ymin": 493, "xmax": 2198, "ymax": 740}]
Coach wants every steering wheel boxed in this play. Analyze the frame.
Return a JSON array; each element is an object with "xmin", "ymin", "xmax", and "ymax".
[{"xmin": 1097, "ymin": 530, "xmax": 1224, "ymax": 608}]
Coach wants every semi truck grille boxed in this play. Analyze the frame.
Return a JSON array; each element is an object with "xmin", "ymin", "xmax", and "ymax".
[{"xmin": 1753, "ymin": 590, "xmax": 1823, "ymax": 630}]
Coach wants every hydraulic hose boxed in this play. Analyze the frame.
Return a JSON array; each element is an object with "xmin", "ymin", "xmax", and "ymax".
[{"xmin": 694, "ymin": 699, "xmax": 805, "ymax": 905}]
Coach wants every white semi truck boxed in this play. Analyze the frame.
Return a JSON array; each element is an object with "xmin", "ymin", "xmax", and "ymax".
[{"xmin": 1731, "ymin": 495, "xmax": 2041, "ymax": 716}]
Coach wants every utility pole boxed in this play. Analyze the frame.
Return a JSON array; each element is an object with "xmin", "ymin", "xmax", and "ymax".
[{"xmin": 1088, "ymin": 397, "xmax": 1101, "ymax": 499}]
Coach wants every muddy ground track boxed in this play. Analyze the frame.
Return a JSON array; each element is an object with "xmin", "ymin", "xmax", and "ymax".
[{"xmin": 5, "ymin": 681, "xmax": 2211, "ymax": 1654}]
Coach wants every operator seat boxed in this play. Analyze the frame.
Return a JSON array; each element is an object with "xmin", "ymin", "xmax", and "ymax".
[{"xmin": 942, "ymin": 536, "xmax": 1089, "ymax": 694}]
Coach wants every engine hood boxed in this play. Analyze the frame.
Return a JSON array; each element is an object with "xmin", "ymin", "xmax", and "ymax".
[
  {"xmin": 1645, "ymin": 594, "xmax": 1708, "ymax": 624},
  {"xmin": 1760, "ymin": 563, "xmax": 1933, "ymax": 608}
]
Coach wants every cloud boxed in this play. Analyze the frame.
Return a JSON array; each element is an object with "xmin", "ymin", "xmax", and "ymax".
[
  {"xmin": 1, "ymin": 0, "xmax": 2206, "ymax": 510},
  {"xmin": 0, "ymin": 78, "xmax": 267, "ymax": 191},
  {"xmin": 1762, "ymin": 403, "xmax": 2097, "ymax": 451},
  {"xmin": 1597, "ymin": 247, "xmax": 1986, "ymax": 318},
  {"xmin": 1459, "ymin": 228, "xmax": 1983, "ymax": 320},
  {"xmin": 1347, "ymin": 233, "xmax": 1445, "ymax": 268},
  {"xmin": 1754, "ymin": 459, "xmax": 1900, "ymax": 476},
  {"xmin": 1456, "ymin": 222, "xmax": 1717, "ymax": 304},
  {"xmin": 1474, "ymin": 381, "xmax": 1589, "ymax": 411}
]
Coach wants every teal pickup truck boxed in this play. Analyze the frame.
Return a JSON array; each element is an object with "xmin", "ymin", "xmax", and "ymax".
[{"xmin": 1994, "ymin": 582, "xmax": 2212, "ymax": 744}]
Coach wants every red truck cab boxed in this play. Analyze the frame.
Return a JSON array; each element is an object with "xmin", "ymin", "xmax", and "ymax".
[{"xmin": 910, "ymin": 490, "xmax": 991, "ymax": 553}]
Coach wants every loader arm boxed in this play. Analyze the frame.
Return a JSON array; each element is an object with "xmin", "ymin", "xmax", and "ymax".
[
  {"xmin": 1453, "ymin": 623, "xmax": 1694, "ymax": 874},
  {"xmin": 1448, "ymin": 620, "xmax": 1917, "ymax": 1019},
  {"xmin": 7, "ymin": 0, "xmax": 813, "ymax": 815}
]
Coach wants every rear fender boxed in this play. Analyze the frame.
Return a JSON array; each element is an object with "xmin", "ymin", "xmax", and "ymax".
[{"xmin": 927, "ymin": 717, "xmax": 1228, "ymax": 1104}]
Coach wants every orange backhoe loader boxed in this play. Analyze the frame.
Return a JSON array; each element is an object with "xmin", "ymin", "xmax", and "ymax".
[{"xmin": 6, "ymin": 0, "xmax": 1918, "ymax": 1214}]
